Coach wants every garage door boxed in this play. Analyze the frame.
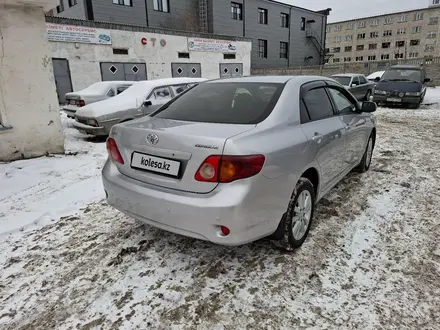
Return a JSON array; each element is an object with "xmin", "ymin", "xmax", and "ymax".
[
  {"xmin": 220, "ymin": 63, "xmax": 243, "ymax": 79},
  {"xmin": 171, "ymin": 63, "xmax": 202, "ymax": 78},
  {"xmin": 52, "ymin": 58, "xmax": 73, "ymax": 104},
  {"xmin": 100, "ymin": 62, "xmax": 147, "ymax": 81}
]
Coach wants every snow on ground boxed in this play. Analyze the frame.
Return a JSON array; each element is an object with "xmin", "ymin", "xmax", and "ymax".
[
  {"xmin": 0, "ymin": 114, "xmax": 107, "ymax": 235},
  {"xmin": 1, "ymin": 91, "xmax": 440, "ymax": 329}
]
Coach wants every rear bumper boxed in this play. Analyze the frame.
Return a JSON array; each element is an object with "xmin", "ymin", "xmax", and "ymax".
[
  {"xmin": 72, "ymin": 120, "xmax": 109, "ymax": 136},
  {"xmin": 102, "ymin": 160, "xmax": 281, "ymax": 246},
  {"xmin": 372, "ymin": 95, "xmax": 421, "ymax": 105}
]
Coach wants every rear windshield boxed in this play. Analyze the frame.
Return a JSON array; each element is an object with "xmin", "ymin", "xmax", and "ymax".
[
  {"xmin": 151, "ymin": 82, "xmax": 284, "ymax": 124},
  {"xmin": 332, "ymin": 76, "xmax": 351, "ymax": 86}
]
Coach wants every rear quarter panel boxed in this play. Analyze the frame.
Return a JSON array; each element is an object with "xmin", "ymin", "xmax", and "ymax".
[{"xmin": 222, "ymin": 80, "xmax": 319, "ymax": 225}]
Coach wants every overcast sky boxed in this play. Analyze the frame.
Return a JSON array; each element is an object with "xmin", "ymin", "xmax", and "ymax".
[{"xmin": 283, "ymin": 0, "xmax": 430, "ymax": 22}]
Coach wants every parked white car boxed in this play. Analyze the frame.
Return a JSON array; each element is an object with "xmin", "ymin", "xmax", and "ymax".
[
  {"xmin": 73, "ymin": 77, "xmax": 207, "ymax": 136},
  {"xmin": 367, "ymin": 71, "xmax": 385, "ymax": 82},
  {"xmin": 63, "ymin": 81, "xmax": 135, "ymax": 118}
]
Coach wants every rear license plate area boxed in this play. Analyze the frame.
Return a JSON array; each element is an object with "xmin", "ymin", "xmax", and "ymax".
[{"xmin": 131, "ymin": 152, "xmax": 181, "ymax": 178}]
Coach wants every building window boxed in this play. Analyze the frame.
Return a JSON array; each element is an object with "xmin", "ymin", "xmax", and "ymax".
[
  {"xmin": 397, "ymin": 28, "xmax": 406, "ymax": 35},
  {"xmin": 346, "ymin": 22, "xmax": 354, "ymax": 30},
  {"xmin": 358, "ymin": 21, "xmax": 366, "ymax": 28},
  {"xmin": 300, "ymin": 17, "xmax": 306, "ymax": 31},
  {"xmin": 398, "ymin": 15, "xmax": 408, "ymax": 22},
  {"xmin": 382, "ymin": 42, "xmax": 391, "ymax": 48},
  {"xmin": 333, "ymin": 47, "xmax": 341, "ymax": 53},
  {"xmin": 231, "ymin": 2, "xmax": 242, "ymax": 20},
  {"xmin": 258, "ymin": 8, "xmax": 268, "ymax": 24},
  {"xmin": 408, "ymin": 52, "xmax": 419, "ymax": 58},
  {"xmin": 356, "ymin": 45, "xmax": 364, "ymax": 51},
  {"xmin": 395, "ymin": 53, "xmax": 404, "ymax": 59},
  {"xmin": 370, "ymin": 31, "xmax": 379, "ymax": 38},
  {"xmin": 425, "ymin": 44, "xmax": 435, "ymax": 52},
  {"xmin": 356, "ymin": 56, "xmax": 364, "ymax": 62},
  {"xmin": 410, "ymin": 39, "xmax": 420, "ymax": 46},
  {"xmin": 345, "ymin": 46, "xmax": 352, "ymax": 52},
  {"xmin": 334, "ymin": 25, "xmax": 342, "ymax": 31},
  {"xmin": 56, "ymin": 1, "xmax": 64, "ymax": 13},
  {"xmin": 326, "ymin": 26, "xmax": 331, "ymax": 33},
  {"xmin": 368, "ymin": 55, "xmax": 376, "ymax": 61},
  {"xmin": 433, "ymin": 0, "xmax": 440, "ymax": 4},
  {"xmin": 335, "ymin": 36, "xmax": 343, "ymax": 42},
  {"xmin": 412, "ymin": 26, "xmax": 422, "ymax": 33},
  {"xmin": 369, "ymin": 43, "xmax": 377, "ymax": 50},
  {"xmin": 414, "ymin": 13, "xmax": 424, "ymax": 21},
  {"xmin": 113, "ymin": 48, "xmax": 128, "ymax": 55},
  {"xmin": 371, "ymin": 19, "xmax": 379, "ymax": 26},
  {"xmin": 427, "ymin": 31, "xmax": 437, "ymax": 39},
  {"xmin": 68, "ymin": 0, "xmax": 78, "ymax": 7},
  {"xmin": 281, "ymin": 13, "xmax": 289, "ymax": 28},
  {"xmin": 381, "ymin": 54, "xmax": 390, "ymax": 60},
  {"xmin": 344, "ymin": 57, "xmax": 351, "ymax": 62},
  {"xmin": 333, "ymin": 58, "xmax": 340, "ymax": 63},
  {"xmin": 345, "ymin": 35, "xmax": 353, "ymax": 41},
  {"xmin": 396, "ymin": 40, "xmax": 405, "ymax": 47},
  {"xmin": 383, "ymin": 30, "xmax": 392, "ymax": 37},
  {"xmin": 258, "ymin": 39, "xmax": 267, "ymax": 58},
  {"xmin": 384, "ymin": 17, "xmax": 393, "ymax": 24},
  {"xmin": 153, "ymin": 0, "xmax": 169, "ymax": 12},
  {"xmin": 178, "ymin": 52, "xmax": 190, "ymax": 59},
  {"xmin": 113, "ymin": 0, "xmax": 133, "ymax": 6},
  {"xmin": 280, "ymin": 42, "xmax": 289, "ymax": 58},
  {"xmin": 357, "ymin": 33, "xmax": 366, "ymax": 40},
  {"xmin": 429, "ymin": 17, "xmax": 439, "ymax": 25}
]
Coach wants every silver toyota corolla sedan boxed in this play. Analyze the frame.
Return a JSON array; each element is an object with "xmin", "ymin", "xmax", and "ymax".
[{"xmin": 102, "ymin": 76, "xmax": 377, "ymax": 250}]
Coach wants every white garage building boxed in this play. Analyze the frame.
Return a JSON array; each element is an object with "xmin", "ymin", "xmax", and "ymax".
[{"xmin": 46, "ymin": 17, "xmax": 252, "ymax": 103}]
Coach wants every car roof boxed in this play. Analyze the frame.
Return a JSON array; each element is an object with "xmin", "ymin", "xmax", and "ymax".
[
  {"xmin": 208, "ymin": 75, "xmax": 335, "ymax": 84},
  {"xmin": 332, "ymin": 73, "xmax": 361, "ymax": 77},
  {"xmin": 389, "ymin": 65, "xmax": 422, "ymax": 70},
  {"xmin": 135, "ymin": 77, "xmax": 207, "ymax": 88}
]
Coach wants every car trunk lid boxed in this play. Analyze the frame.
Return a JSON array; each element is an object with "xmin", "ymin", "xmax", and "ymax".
[{"xmin": 114, "ymin": 117, "xmax": 256, "ymax": 193}]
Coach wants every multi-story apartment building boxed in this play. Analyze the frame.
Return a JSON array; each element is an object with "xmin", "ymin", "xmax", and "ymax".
[
  {"xmin": 47, "ymin": 0, "xmax": 331, "ymax": 68},
  {"xmin": 326, "ymin": 2, "xmax": 440, "ymax": 64}
]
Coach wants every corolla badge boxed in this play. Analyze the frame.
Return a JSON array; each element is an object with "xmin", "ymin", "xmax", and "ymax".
[{"xmin": 146, "ymin": 133, "xmax": 159, "ymax": 145}]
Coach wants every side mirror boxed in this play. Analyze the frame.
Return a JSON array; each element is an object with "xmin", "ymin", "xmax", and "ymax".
[
  {"xmin": 143, "ymin": 100, "xmax": 152, "ymax": 107},
  {"xmin": 351, "ymin": 83, "xmax": 358, "ymax": 87},
  {"xmin": 374, "ymin": 77, "xmax": 381, "ymax": 82},
  {"xmin": 361, "ymin": 101, "xmax": 377, "ymax": 113},
  {"xmin": 424, "ymin": 78, "xmax": 431, "ymax": 83}
]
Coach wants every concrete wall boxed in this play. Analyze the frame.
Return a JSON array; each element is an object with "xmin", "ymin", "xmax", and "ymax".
[
  {"xmin": 0, "ymin": 3, "xmax": 64, "ymax": 162},
  {"xmin": 46, "ymin": 18, "xmax": 252, "ymax": 91},
  {"xmin": 251, "ymin": 57, "xmax": 439, "ymax": 86}
]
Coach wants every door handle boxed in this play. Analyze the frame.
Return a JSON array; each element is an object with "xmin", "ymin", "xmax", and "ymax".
[{"xmin": 311, "ymin": 133, "xmax": 323, "ymax": 143}]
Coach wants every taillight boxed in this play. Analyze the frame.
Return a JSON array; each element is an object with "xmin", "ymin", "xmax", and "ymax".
[
  {"xmin": 195, "ymin": 155, "xmax": 265, "ymax": 183},
  {"xmin": 77, "ymin": 100, "xmax": 86, "ymax": 107},
  {"xmin": 106, "ymin": 137, "xmax": 124, "ymax": 164}
]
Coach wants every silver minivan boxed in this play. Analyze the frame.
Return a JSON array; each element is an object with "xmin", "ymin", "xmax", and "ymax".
[{"xmin": 102, "ymin": 76, "xmax": 377, "ymax": 250}]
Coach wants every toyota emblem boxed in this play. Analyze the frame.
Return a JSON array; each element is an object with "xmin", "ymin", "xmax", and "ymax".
[{"xmin": 146, "ymin": 133, "xmax": 159, "ymax": 145}]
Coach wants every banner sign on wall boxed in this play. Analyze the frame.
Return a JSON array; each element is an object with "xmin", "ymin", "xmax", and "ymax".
[
  {"xmin": 46, "ymin": 23, "xmax": 112, "ymax": 45},
  {"xmin": 187, "ymin": 38, "xmax": 237, "ymax": 53}
]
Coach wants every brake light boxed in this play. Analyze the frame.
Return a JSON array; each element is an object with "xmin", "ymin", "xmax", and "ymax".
[
  {"xmin": 77, "ymin": 100, "xmax": 86, "ymax": 107},
  {"xmin": 106, "ymin": 137, "xmax": 124, "ymax": 164},
  {"xmin": 195, "ymin": 155, "xmax": 265, "ymax": 183}
]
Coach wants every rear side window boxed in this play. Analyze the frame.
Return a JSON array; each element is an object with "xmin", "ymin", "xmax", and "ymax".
[
  {"xmin": 302, "ymin": 88, "xmax": 335, "ymax": 122},
  {"xmin": 152, "ymin": 82, "xmax": 284, "ymax": 124}
]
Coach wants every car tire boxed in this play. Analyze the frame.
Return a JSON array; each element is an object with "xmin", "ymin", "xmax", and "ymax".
[
  {"xmin": 365, "ymin": 90, "xmax": 372, "ymax": 101},
  {"xmin": 272, "ymin": 178, "xmax": 315, "ymax": 251},
  {"xmin": 356, "ymin": 133, "xmax": 375, "ymax": 173}
]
